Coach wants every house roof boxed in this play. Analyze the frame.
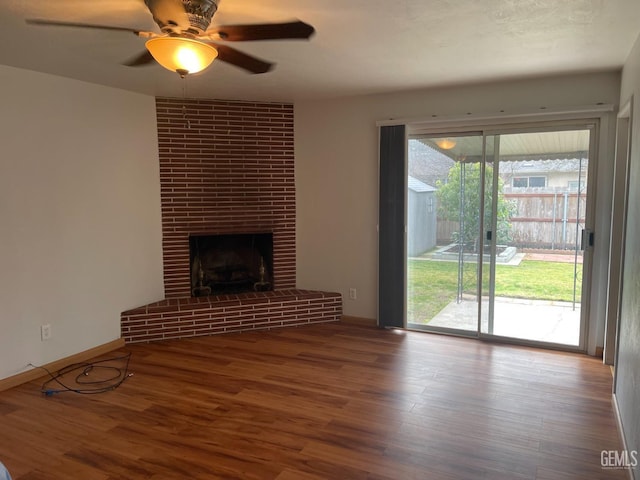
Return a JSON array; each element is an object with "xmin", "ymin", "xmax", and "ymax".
[
  {"xmin": 408, "ymin": 176, "xmax": 436, "ymax": 193},
  {"xmin": 0, "ymin": 1, "xmax": 639, "ymax": 101},
  {"xmin": 409, "ymin": 140, "xmax": 454, "ymax": 187},
  {"xmin": 507, "ymin": 159, "xmax": 588, "ymax": 174}
]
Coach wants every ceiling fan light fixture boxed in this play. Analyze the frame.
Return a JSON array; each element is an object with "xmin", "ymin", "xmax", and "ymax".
[
  {"xmin": 435, "ymin": 138, "xmax": 457, "ymax": 150},
  {"xmin": 145, "ymin": 37, "xmax": 218, "ymax": 75}
]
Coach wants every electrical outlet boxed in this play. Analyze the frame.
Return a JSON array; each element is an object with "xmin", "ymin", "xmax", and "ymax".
[
  {"xmin": 41, "ymin": 324, "xmax": 52, "ymax": 341},
  {"xmin": 349, "ymin": 288, "xmax": 357, "ymax": 300}
]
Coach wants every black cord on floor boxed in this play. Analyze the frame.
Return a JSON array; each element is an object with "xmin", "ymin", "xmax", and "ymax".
[{"xmin": 29, "ymin": 352, "xmax": 132, "ymax": 396}]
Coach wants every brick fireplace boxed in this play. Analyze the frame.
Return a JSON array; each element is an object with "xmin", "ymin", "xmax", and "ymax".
[{"xmin": 121, "ymin": 98, "xmax": 341, "ymax": 343}]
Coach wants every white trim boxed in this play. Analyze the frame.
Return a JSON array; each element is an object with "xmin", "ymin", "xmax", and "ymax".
[
  {"xmin": 619, "ymin": 99, "xmax": 632, "ymax": 119},
  {"xmin": 612, "ymin": 393, "xmax": 637, "ymax": 480},
  {"xmin": 376, "ymin": 104, "xmax": 615, "ymax": 130},
  {"xmin": 610, "ymin": 95, "xmax": 634, "ymax": 372}
]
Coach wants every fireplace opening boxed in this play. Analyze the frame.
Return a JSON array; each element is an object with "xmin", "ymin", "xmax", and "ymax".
[{"xmin": 189, "ymin": 233, "xmax": 273, "ymax": 297}]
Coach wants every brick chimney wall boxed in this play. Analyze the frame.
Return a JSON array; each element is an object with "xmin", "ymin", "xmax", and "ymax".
[
  {"xmin": 156, "ymin": 97, "xmax": 296, "ymax": 298},
  {"xmin": 120, "ymin": 98, "xmax": 341, "ymax": 344}
]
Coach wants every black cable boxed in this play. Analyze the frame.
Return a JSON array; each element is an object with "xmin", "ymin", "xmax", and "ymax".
[{"xmin": 29, "ymin": 352, "xmax": 132, "ymax": 396}]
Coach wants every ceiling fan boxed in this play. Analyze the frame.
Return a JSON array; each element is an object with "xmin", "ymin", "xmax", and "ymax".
[{"xmin": 26, "ymin": 0, "xmax": 315, "ymax": 76}]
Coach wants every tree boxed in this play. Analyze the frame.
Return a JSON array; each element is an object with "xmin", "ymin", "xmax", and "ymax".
[{"xmin": 436, "ymin": 162, "xmax": 516, "ymax": 249}]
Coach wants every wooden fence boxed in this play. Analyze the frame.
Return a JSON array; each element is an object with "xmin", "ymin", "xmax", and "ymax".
[{"xmin": 436, "ymin": 192, "xmax": 586, "ymax": 250}]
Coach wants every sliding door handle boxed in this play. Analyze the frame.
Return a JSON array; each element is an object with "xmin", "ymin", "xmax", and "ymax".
[{"xmin": 581, "ymin": 229, "xmax": 594, "ymax": 250}]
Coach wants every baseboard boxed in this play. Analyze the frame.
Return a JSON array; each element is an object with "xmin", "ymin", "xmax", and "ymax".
[
  {"xmin": 340, "ymin": 315, "xmax": 378, "ymax": 327},
  {"xmin": 0, "ymin": 338, "xmax": 126, "ymax": 393},
  {"xmin": 612, "ymin": 393, "xmax": 637, "ymax": 480}
]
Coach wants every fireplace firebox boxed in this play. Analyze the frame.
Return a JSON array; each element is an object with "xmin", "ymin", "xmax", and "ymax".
[{"xmin": 189, "ymin": 233, "xmax": 273, "ymax": 297}]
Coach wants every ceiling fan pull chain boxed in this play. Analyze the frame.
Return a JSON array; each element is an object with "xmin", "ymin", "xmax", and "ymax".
[{"xmin": 182, "ymin": 78, "xmax": 191, "ymax": 128}]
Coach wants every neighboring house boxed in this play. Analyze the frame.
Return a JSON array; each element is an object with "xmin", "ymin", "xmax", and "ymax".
[{"xmin": 502, "ymin": 158, "xmax": 588, "ymax": 193}]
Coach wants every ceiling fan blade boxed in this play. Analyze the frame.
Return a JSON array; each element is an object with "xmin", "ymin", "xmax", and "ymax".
[
  {"xmin": 211, "ymin": 20, "xmax": 315, "ymax": 42},
  {"xmin": 211, "ymin": 44, "xmax": 273, "ymax": 74},
  {"xmin": 26, "ymin": 19, "xmax": 143, "ymax": 35},
  {"xmin": 124, "ymin": 51, "xmax": 155, "ymax": 67}
]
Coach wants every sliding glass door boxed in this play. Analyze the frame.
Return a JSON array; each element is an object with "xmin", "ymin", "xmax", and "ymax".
[{"xmin": 406, "ymin": 126, "xmax": 593, "ymax": 350}]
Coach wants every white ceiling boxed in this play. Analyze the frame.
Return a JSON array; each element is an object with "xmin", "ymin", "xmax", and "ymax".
[{"xmin": 1, "ymin": 0, "xmax": 639, "ymax": 102}]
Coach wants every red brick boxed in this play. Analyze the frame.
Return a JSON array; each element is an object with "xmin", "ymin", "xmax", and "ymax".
[{"xmin": 121, "ymin": 99, "xmax": 341, "ymax": 342}]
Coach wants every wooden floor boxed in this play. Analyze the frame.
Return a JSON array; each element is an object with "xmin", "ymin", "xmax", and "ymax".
[{"xmin": 0, "ymin": 323, "xmax": 628, "ymax": 480}]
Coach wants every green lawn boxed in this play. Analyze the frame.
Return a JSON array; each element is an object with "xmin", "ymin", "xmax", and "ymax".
[{"xmin": 407, "ymin": 259, "xmax": 582, "ymax": 324}]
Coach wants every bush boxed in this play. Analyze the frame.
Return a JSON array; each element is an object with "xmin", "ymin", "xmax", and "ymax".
[{"xmin": 436, "ymin": 162, "xmax": 516, "ymax": 248}]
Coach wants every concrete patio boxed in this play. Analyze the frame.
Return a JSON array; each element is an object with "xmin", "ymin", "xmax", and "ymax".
[{"xmin": 421, "ymin": 295, "xmax": 581, "ymax": 346}]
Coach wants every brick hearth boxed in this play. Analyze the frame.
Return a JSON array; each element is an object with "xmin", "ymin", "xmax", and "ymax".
[
  {"xmin": 120, "ymin": 98, "xmax": 341, "ymax": 343},
  {"xmin": 121, "ymin": 290, "xmax": 341, "ymax": 344}
]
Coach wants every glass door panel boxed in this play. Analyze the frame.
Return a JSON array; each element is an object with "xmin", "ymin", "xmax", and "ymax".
[
  {"xmin": 481, "ymin": 129, "xmax": 590, "ymax": 347},
  {"xmin": 407, "ymin": 135, "xmax": 484, "ymax": 335},
  {"xmin": 480, "ymin": 135, "xmax": 497, "ymax": 336}
]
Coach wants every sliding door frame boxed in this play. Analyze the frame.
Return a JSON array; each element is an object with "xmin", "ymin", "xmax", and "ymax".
[
  {"xmin": 477, "ymin": 122, "xmax": 598, "ymax": 352},
  {"xmin": 378, "ymin": 106, "xmax": 613, "ymax": 353}
]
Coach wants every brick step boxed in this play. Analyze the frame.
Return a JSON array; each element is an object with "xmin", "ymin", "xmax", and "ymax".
[{"xmin": 121, "ymin": 289, "xmax": 342, "ymax": 343}]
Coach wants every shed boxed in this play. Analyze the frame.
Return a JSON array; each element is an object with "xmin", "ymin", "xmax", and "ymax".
[{"xmin": 408, "ymin": 176, "xmax": 437, "ymax": 256}]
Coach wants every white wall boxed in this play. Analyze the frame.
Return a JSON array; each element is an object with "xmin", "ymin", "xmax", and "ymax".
[
  {"xmin": 0, "ymin": 66, "xmax": 164, "ymax": 381},
  {"xmin": 295, "ymin": 72, "xmax": 620, "ymax": 354},
  {"xmin": 617, "ymin": 33, "xmax": 640, "ymax": 478}
]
